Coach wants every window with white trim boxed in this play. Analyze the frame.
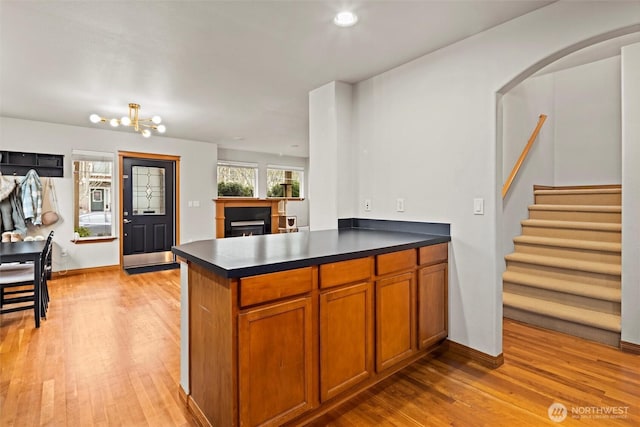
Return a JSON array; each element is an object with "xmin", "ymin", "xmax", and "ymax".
[
  {"xmin": 72, "ymin": 150, "xmax": 115, "ymax": 239},
  {"xmin": 217, "ymin": 161, "xmax": 258, "ymax": 197},
  {"xmin": 267, "ymin": 165, "xmax": 303, "ymax": 198}
]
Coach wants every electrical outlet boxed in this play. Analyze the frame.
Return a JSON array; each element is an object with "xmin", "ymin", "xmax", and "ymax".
[
  {"xmin": 396, "ymin": 198, "xmax": 405, "ymax": 212},
  {"xmin": 364, "ymin": 199, "xmax": 371, "ymax": 212}
]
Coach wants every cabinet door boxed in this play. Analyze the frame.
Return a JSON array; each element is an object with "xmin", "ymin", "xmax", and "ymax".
[
  {"xmin": 239, "ymin": 297, "xmax": 313, "ymax": 427},
  {"xmin": 375, "ymin": 272, "xmax": 416, "ymax": 372},
  {"xmin": 417, "ymin": 263, "xmax": 448, "ymax": 350},
  {"xmin": 320, "ymin": 282, "xmax": 373, "ymax": 401}
]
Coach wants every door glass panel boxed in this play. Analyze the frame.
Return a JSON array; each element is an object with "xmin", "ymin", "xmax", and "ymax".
[{"xmin": 132, "ymin": 166, "xmax": 166, "ymax": 215}]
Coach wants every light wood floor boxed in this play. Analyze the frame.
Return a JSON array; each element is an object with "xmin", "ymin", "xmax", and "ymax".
[{"xmin": 1, "ymin": 270, "xmax": 638, "ymax": 426}]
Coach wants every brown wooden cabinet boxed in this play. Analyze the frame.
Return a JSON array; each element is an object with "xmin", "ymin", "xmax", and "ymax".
[
  {"xmin": 417, "ymin": 263, "xmax": 448, "ymax": 350},
  {"xmin": 185, "ymin": 243, "xmax": 448, "ymax": 427},
  {"xmin": 319, "ymin": 281, "xmax": 374, "ymax": 401},
  {"xmin": 239, "ymin": 296, "xmax": 315, "ymax": 427},
  {"xmin": 375, "ymin": 272, "xmax": 416, "ymax": 372}
]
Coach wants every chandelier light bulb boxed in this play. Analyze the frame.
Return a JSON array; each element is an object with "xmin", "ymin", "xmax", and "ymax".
[
  {"xmin": 156, "ymin": 124, "xmax": 166, "ymax": 133},
  {"xmin": 152, "ymin": 115, "xmax": 162, "ymax": 124},
  {"xmin": 121, "ymin": 116, "xmax": 131, "ymax": 126},
  {"xmin": 110, "ymin": 118, "xmax": 119, "ymax": 127},
  {"xmin": 89, "ymin": 114, "xmax": 101, "ymax": 123},
  {"xmin": 141, "ymin": 129, "xmax": 152, "ymax": 138},
  {"xmin": 334, "ymin": 11, "xmax": 358, "ymax": 27}
]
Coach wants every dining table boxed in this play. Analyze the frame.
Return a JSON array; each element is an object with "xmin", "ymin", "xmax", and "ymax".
[{"xmin": 0, "ymin": 239, "xmax": 47, "ymax": 327}]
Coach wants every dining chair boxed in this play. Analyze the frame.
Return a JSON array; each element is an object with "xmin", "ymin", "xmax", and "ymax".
[{"xmin": 0, "ymin": 231, "xmax": 54, "ymax": 326}]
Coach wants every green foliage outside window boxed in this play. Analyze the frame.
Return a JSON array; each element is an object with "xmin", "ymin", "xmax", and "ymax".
[
  {"xmin": 267, "ymin": 181, "xmax": 300, "ymax": 197},
  {"xmin": 218, "ymin": 181, "xmax": 254, "ymax": 197}
]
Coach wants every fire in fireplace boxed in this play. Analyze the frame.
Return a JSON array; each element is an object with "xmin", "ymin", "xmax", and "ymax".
[{"xmin": 230, "ymin": 220, "xmax": 265, "ymax": 237}]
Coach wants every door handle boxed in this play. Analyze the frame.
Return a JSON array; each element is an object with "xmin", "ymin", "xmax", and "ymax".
[{"xmin": 123, "ymin": 219, "xmax": 132, "ymax": 224}]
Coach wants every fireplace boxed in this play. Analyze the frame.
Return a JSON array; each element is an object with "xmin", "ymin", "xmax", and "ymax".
[
  {"xmin": 214, "ymin": 198, "xmax": 282, "ymax": 238},
  {"xmin": 224, "ymin": 206, "xmax": 271, "ymax": 238}
]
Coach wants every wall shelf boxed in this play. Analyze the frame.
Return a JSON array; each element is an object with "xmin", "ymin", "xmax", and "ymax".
[{"xmin": 0, "ymin": 150, "xmax": 64, "ymax": 177}]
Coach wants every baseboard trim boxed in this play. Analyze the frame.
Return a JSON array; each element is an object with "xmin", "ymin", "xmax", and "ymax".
[
  {"xmin": 187, "ymin": 395, "xmax": 212, "ymax": 427},
  {"xmin": 178, "ymin": 385, "xmax": 188, "ymax": 406},
  {"xmin": 52, "ymin": 265, "xmax": 120, "ymax": 278},
  {"xmin": 446, "ymin": 340, "xmax": 504, "ymax": 369},
  {"xmin": 620, "ymin": 340, "xmax": 640, "ymax": 355}
]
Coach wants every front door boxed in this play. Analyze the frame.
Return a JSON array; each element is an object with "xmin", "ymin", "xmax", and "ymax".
[{"xmin": 122, "ymin": 156, "xmax": 176, "ymax": 268}]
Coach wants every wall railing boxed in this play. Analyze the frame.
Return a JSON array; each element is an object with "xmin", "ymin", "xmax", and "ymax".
[{"xmin": 502, "ymin": 114, "xmax": 548, "ymax": 199}]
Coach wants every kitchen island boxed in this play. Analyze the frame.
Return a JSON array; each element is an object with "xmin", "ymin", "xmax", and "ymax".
[{"xmin": 172, "ymin": 220, "xmax": 450, "ymax": 427}]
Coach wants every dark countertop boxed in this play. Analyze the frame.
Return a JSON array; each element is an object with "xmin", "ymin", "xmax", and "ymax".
[{"xmin": 172, "ymin": 228, "xmax": 450, "ymax": 278}]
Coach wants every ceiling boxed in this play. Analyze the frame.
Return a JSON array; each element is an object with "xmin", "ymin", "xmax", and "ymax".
[{"xmin": 0, "ymin": 1, "xmax": 555, "ymax": 157}]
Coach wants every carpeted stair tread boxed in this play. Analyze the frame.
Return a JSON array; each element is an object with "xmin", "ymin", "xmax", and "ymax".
[
  {"xmin": 528, "ymin": 204, "xmax": 621, "ymax": 213},
  {"xmin": 502, "ymin": 271, "xmax": 621, "ymax": 302},
  {"xmin": 512, "ymin": 235, "xmax": 621, "ymax": 253},
  {"xmin": 521, "ymin": 219, "xmax": 621, "ymax": 231},
  {"xmin": 534, "ymin": 188, "xmax": 621, "ymax": 196},
  {"xmin": 505, "ymin": 252, "xmax": 621, "ymax": 276},
  {"xmin": 503, "ymin": 292, "xmax": 621, "ymax": 332}
]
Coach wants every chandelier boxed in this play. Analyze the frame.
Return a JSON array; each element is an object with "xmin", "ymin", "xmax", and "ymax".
[{"xmin": 89, "ymin": 103, "xmax": 166, "ymax": 138}]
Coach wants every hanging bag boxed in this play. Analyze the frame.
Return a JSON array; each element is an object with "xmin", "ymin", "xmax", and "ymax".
[{"xmin": 41, "ymin": 178, "xmax": 60, "ymax": 226}]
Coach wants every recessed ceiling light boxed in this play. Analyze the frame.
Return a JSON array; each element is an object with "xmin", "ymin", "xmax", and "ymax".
[
  {"xmin": 232, "ymin": 136, "xmax": 244, "ymax": 141},
  {"xmin": 334, "ymin": 11, "xmax": 358, "ymax": 27}
]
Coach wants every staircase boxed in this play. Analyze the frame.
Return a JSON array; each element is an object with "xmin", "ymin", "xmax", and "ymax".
[{"xmin": 503, "ymin": 185, "xmax": 622, "ymax": 347}]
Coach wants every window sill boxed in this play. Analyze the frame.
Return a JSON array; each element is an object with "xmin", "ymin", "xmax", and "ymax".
[
  {"xmin": 215, "ymin": 197, "xmax": 260, "ymax": 200},
  {"xmin": 71, "ymin": 236, "xmax": 117, "ymax": 244}
]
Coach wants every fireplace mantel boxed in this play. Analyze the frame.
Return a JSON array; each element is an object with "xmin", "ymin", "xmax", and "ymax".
[{"xmin": 214, "ymin": 198, "xmax": 282, "ymax": 238}]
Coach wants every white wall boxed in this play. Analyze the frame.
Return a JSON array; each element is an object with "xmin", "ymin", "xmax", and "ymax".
[
  {"xmin": 308, "ymin": 81, "xmax": 354, "ymax": 230},
  {"xmin": 336, "ymin": 82, "xmax": 356, "ymax": 219},
  {"xmin": 554, "ymin": 56, "xmax": 622, "ymax": 185},
  {"xmin": 0, "ymin": 117, "xmax": 217, "ymax": 271},
  {"xmin": 347, "ymin": 2, "xmax": 639, "ymax": 356},
  {"xmin": 501, "ymin": 75, "xmax": 555, "ymax": 258},
  {"xmin": 217, "ymin": 148, "xmax": 309, "ymax": 226},
  {"xmin": 621, "ymin": 42, "xmax": 640, "ymax": 345}
]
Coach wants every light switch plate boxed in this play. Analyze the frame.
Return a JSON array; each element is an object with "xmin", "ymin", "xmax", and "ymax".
[{"xmin": 473, "ymin": 198, "xmax": 484, "ymax": 215}]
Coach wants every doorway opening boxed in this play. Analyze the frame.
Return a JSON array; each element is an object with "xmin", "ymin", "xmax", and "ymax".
[{"xmin": 118, "ymin": 151, "xmax": 180, "ymax": 274}]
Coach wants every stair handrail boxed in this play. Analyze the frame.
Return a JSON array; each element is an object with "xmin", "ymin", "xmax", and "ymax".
[{"xmin": 502, "ymin": 114, "xmax": 548, "ymax": 199}]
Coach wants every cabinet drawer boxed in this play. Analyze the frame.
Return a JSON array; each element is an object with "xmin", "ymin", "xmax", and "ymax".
[
  {"xmin": 320, "ymin": 257, "xmax": 372, "ymax": 289},
  {"xmin": 240, "ymin": 267, "xmax": 313, "ymax": 307},
  {"xmin": 376, "ymin": 249, "xmax": 417, "ymax": 276},
  {"xmin": 419, "ymin": 243, "xmax": 448, "ymax": 266}
]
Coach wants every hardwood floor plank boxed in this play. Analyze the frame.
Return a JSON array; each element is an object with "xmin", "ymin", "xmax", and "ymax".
[{"xmin": 1, "ymin": 270, "xmax": 637, "ymax": 426}]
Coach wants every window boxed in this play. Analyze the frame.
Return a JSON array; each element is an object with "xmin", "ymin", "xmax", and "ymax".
[
  {"xmin": 217, "ymin": 161, "xmax": 257, "ymax": 197},
  {"xmin": 267, "ymin": 165, "xmax": 303, "ymax": 198},
  {"xmin": 72, "ymin": 150, "xmax": 115, "ymax": 240}
]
